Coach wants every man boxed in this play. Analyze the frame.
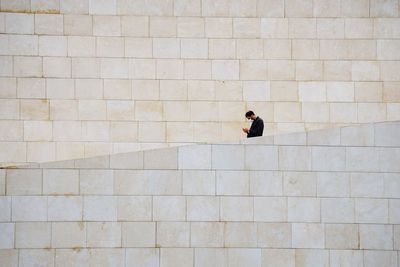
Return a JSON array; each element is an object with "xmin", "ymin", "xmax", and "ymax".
[{"xmin": 242, "ymin": 110, "xmax": 264, "ymax": 138}]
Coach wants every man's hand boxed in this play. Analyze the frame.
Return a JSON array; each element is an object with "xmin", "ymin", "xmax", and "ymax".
[{"xmin": 242, "ymin": 128, "xmax": 249, "ymax": 134}]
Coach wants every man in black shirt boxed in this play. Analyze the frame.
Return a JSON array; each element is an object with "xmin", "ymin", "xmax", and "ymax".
[{"xmin": 242, "ymin": 110, "xmax": 264, "ymax": 138}]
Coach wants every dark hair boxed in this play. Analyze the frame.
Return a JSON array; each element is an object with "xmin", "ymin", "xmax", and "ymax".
[{"xmin": 245, "ymin": 110, "xmax": 255, "ymax": 118}]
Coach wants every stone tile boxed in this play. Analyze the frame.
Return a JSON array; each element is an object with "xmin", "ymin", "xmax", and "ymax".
[
  {"xmin": 261, "ymin": 249, "xmax": 295, "ymax": 267},
  {"xmin": 12, "ymin": 196, "xmax": 47, "ymax": 221},
  {"xmin": 52, "ymin": 222, "xmax": 86, "ymax": 248},
  {"xmin": 216, "ymin": 171, "xmax": 249, "ymax": 195},
  {"xmin": 122, "ymin": 222, "xmax": 155, "ymax": 247},
  {"xmin": 19, "ymin": 249, "xmax": 54, "ymax": 267},
  {"xmin": 212, "ymin": 145, "xmax": 245, "ymax": 170},
  {"xmin": 153, "ymin": 196, "xmax": 186, "ymax": 221},
  {"xmin": 0, "ymin": 249, "xmax": 18, "ymax": 267},
  {"xmin": 157, "ymin": 222, "xmax": 190, "ymax": 247},
  {"xmin": 89, "ymin": 249, "xmax": 124, "ymax": 267},
  {"xmin": 311, "ymin": 147, "xmax": 346, "ymax": 171},
  {"xmin": 355, "ymin": 198, "xmax": 388, "ymax": 223},
  {"xmin": 254, "ymin": 197, "xmax": 287, "ymax": 222},
  {"xmin": 187, "ymin": 196, "xmax": 219, "ymax": 221},
  {"xmin": 257, "ymin": 223, "xmax": 291, "ymax": 248},
  {"xmin": 110, "ymin": 151, "xmax": 143, "ymax": 169},
  {"xmin": 295, "ymin": 249, "xmax": 329, "ymax": 267},
  {"xmin": 87, "ymin": 222, "xmax": 121, "ymax": 247},
  {"xmin": 245, "ymin": 146, "xmax": 278, "ymax": 170},
  {"xmin": 117, "ymin": 196, "xmax": 152, "ymax": 221},
  {"xmin": 144, "ymin": 147, "xmax": 178, "ymax": 170},
  {"xmin": 360, "ymin": 224, "xmax": 393, "ymax": 250},
  {"xmin": 55, "ymin": 249, "xmax": 90, "ymax": 267},
  {"xmin": 292, "ymin": 223, "xmax": 324, "ymax": 248},
  {"xmin": 0, "ymin": 197, "xmax": 11, "ymax": 221},
  {"xmin": 83, "ymin": 196, "xmax": 117, "ymax": 221},
  {"xmin": 283, "ymin": 172, "xmax": 316, "ymax": 197},
  {"xmin": 228, "ymin": 248, "xmax": 261, "ymax": 267},
  {"xmin": 346, "ymin": 147, "xmax": 380, "ymax": 172},
  {"xmin": 329, "ymin": 250, "xmax": 363, "ymax": 267},
  {"xmin": 288, "ymin": 197, "xmax": 320, "ymax": 223},
  {"xmin": 249, "ymin": 171, "xmax": 282, "ymax": 196},
  {"xmin": 48, "ymin": 196, "xmax": 82, "ymax": 221},
  {"xmin": 220, "ymin": 197, "xmax": 253, "ymax": 221},
  {"xmin": 182, "ymin": 171, "xmax": 215, "ymax": 195},
  {"xmin": 317, "ymin": 172, "xmax": 350, "ymax": 197},
  {"xmin": 179, "ymin": 145, "xmax": 211, "ymax": 170},
  {"xmin": 279, "ymin": 146, "xmax": 311, "ymax": 171},
  {"xmin": 6, "ymin": 169, "xmax": 42, "ymax": 195},
  {"xmin": 191, "ymin": 222, "xmax": 224, "ymax": 247},
  {"xmin": 225, "ymin": 222, "xmax": 257, "ymax": 247},
  {"xmin": 0, "ymin": 223, "xmax": 14, "ymax": 249},
  {"xmin": 79, "ymin": 169, "xmax": 113, "ymax": 195},
  {"xmin": 15, "ymin": 222, "xmax": 51, "ymax": 248},
  {"xmin": 321, "ymin": 198, "xmax": 354, "ymax": 223},
  {"xmin": 351, "ymin": 172, "xmax": 384, "ymax": 198},
  {"xmin": 126, "ymin": 248, "xmax": 159, "ymax": 267},
  {"xmin": 325, "ymin": 224, "xmax": 358, "ymax": 249},
  {"xmin": 160, "ymin": 248, "xmax": 193, "ymax": 267},
  {"xmin": 364, "ymin": 250, "xmax": 398, "ymax": 267},
  {"xmin": 380, "ymin": 147, "xmax": 400, "ymax": 172},
  {"xmin": 43, "ymin": 169, "xmax": 79, "ymax": 195},
  {"xmin": 341, "ymin": 124, "xmax": 375, "ymax": 146}
]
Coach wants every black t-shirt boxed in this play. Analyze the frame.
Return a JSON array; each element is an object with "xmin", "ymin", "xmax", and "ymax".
[{"xmin": 247, "ymin": 117, "xmax": 264, "ymax": 138}]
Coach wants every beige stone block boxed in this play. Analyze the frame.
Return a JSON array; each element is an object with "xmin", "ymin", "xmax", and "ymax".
[
  {"xmin": 16, "ymin": 78, "xmax": 44, "ymax": 99},
  {"xmin": 68, "ymin": 36, "xmax": 96, "ymax": 57},
  {"xmin": 208, "ymin": 39, "xmax": 235, "ymax": 59},
  {"xmin": 374, "ymin": 18, "xmax": 400, "ymax": 38},
  {"xmin": 101, "ymin": 58, "xmax": 129, "ymax": 78},
  {"xmin": 201, "ymin": 0, "xmax": 229, "ymax": 16},
  {"xmin": 138, "ymin": 122, "xmax": 166, "ymax": 142},
  {"xmin": 0, "ymin": 223, "xmax": 13, "ymax": 248},
  {"xmin": 345, "ymin": 18, "xmax": 373, "ymax": 39},
  {"xmin": 292, "ymin": 223, "xmax": 324, "ymax": 248},
  {"xmin": 84, "ymin": 196, "xmax": 117, "ymax": 221},
  {"xmin": 383, "ymin": 82, "xmax": 400, "ymax": 102},
  {"xmin": 150, "ymin": 16, "xmax": 176, "ymax": 37},
  {"xmin": 299, "ymin": 82, "xmax": 326, "ymax": 102},
  {"xmin": 103, "ymin": 79, "xmax": 131, "ymax": 99},
  {"xmin": 121, "ymin": 16, "xmax": 148, "ymax": 37},
  {"xmin": 23, "ymin": 121, "xmax": 51, "ymax": 142},
  {"xmin": 240, "ymin": 61, "xmax": 268, "ymax": 81},
  {"xmin": 43, "ymin": 57, "xmax": 71, "ymax": 78},
  {"xmin": 229, "ymin": 0, "xmax": 257, "ymax": 17},
  {"xmin": 205, "ymin": 18, "xmax": 232, "ymax": 38},
  {"xmin": 193, "ymin": 122, "xmax": 221, "ymax": 142},
  {"xmin": 78, "ymin": 100, "xmax": 106, "ymax": 120},
  {"xmin": 220, "ymin": 197, "xmax": 253, "ymax": 221},
  {"xmin": 274, "ymin": 102, "xmax": 301, "ymax": 122},
  {"xmin": 381, "ymin": 61, "xmax": 400, "ymax": 81},
  {"xmin": 190, "ymin": 101, "xmax": 217, "ymax": 122},
  {"xmin": 358, "ymin": 103, "xmax": 386, "ymax": 123},
  {"xmin": 0, "ymin": 171, "xmax": 4, "ymax": 196},
  {"xmin": 183, "ymin": 171, "xmax": 215, "ymax": 195},
  {"xmin": 0, "ymin": 99, "xmax": 20, "ymax": 119},
  {"xmin": 184, "ymin": 60, "xmax": 212, "ymax": 80},
  {"xmin": 87, "ymin": 222, "xmax": 121, "ymax": 247},
  {"xmin": 257, "ymin": 0, "xmax": 284, "ymax": 17},
  {"xmin": 46, "ymin": 78, "xmax": 74, "ymax": 99},
  {"xmin": 64, "ymin": 15, "xmax": 92, "ymax": 35},
  {"xmin": 13, "ymin": 56, "xmax": 42, "ymax": 77},
  {"xmin": 0, "ymin": 142, "xmax": 26, "ymax": 163},
  {"xmin": 187, "ymin": 196, "xmax": 219, "ymax": 221},
  {"xmin": 216, "ymin": 171, "xmax": 249, "ymax": 196},
  {"xmin": 128, "ymin": 59, "xmax": 154, "ymax": 79},
  {"xmin": 160, "ymin": 248, "xmax": 193, "ymax": 267},
  {"xmin": 89, "ymin": 0, "xmax": 116, "ymax": 14},
  {"xmin": 355, "ymin": 198, "xmax": 388, "ymax": 223},
  {"xmin": 317, "ymin": 172, "xmax": 350, "ymax": 198},
  {"xmin": 379, "ymin": 147, "xmax": 400, "ymax": 172},
  {"xmin": 7, "ymin": 34, "xmax": 37, "ymax": 56},
  {"xmin": 131, "ymin": 80, "xmax": 158, "ymax": 100},
  {"xmin": 75, "ymin": 79, "xmax": 102, "ymax": 99},
  {"xmin": 346, "ymin": 147, "xmax": 380, "ymax": 172},
  {"xmin": 212, "ymin": 145, "xmax": 244, "ymax": 170},
  {"xmin": 242, "ymin": 81, "xmax": 269, "ymax": 101},
  {"xmin": 289, "ymin": 18, "xmax": 316, "ymax": 38},
  {"xmin": 156, "ymin": 59, "xmax": 183, "ymax": 79},
  {"xmin": 317, "ymin": 18, "xmax": 344, "ymax": 39},
  {"xmin": 5, "ymin": 13, "xmax": 33, "ymax": 34},
  {"xmin": 302, "ymin": 103, "xmax": 329, "ymax": 123},
  {"xmin": 262, "ymin": 249, "xmax": 294, "ymax": 267},
  {"xmin": 35, "ymin": 14, "xmax": 63, "ymax": 35},
  {"xmin": 135, "ymin": 100, "xmax": 162, "ymax": 120},
  {"xmin": 153, "ymin": 196, "xmax": 185, "ymax": 221},
  {"xmin": 218, "ymin": 102, "xmax": 245, "ymax": 122},
  {"xmin": 392, "ymin": 200, "xmax": 400, "ymax": 223},
  {"xmin": 296, "ymin": 249, "xmax": 329, "ymax": 267},
  {"xmin": 50, "ymin": 100, "xmax": 78, "ymax": 120},
  {"xmin": 89, "ymin": 249, "xmax": 124, "ymax": 266},
  {"xmin": 0, "ymin": 77, "xmax": 16, "ymax": 98},
  {"xmin": 387, "ymin": 103, "xmax": 400, "ymax": 120},
  {"xmin": 153, "ymin": 38, "xmax": 180, "ymax": 58},
  {"xmin": 348, "ymin": 40, "xmax": 376, "ymax": 60},
  {"xmin": 72, "ymin": 58, "xmax": 100, "ymax": 78},
  {"xmin": 360, "ymin": 224, "xmax": 393, "ymax": 250},
  {"xmin": 117, "ymin": 196, "xmax": 151, "ymax": 221},
  {"xmin": 0, "ymin": 121, "xmax": 22, "ymax": 141},
  {"xmin": 283, "ymin": 171, "xmax": 316, "ymax": 197},
  {"xmin": 326, "ymin": 82, "xmax": 354, "ymax": 102},
  {"xmin": 157, "ymin": 222, "xmax": 189, "ymax": 247},
  {"xmin": 43, "ymin": 169, "xmax": 79, "ymax": 195},
  {"xmin": 160, "ymin": 80, "xmax": 187, "ymax": 100},
  {"xmin": 124, "ymin": 37, "xmax": 152, "ymax": 58},
  {"xmin": 48, "ymin": 196, "xmax": 82, "ymax": 221},
  {"xmin": 179, "ymin": 145, "xmax": 211, "ymax": 170},
  {"xmin": 370, "ymin": 0, "xmax": 398, "ymax": 17},
  {"xmin": 233, "ymin": 18, "xmax": 260, "ymax": 38},
  {"xmin": 325, "ymin": 224, "xmax": 358, "ymax": 249},
  {"xmin": 81, "ymin": 121, "xmax": 109, "ymax": 142},
  {"xmin": 260, "ymin": 18, "xmax": 288, "ymax": 38},
  {"xmin": 292, "ymin": 40, "xmax": 319, "ymax": 60},
  {"xmin": 268, "ymin": 60, "xmax": 295, "ymax": 80},
  {"xmin": 106, "ymin": 100, "xmax": 134, "ymax": 121},
  {"xmin": 93, "ymin": 15, "xmax": 120, "ymax": 36},
  {"xmin": 177, "ymin": 17, "xmax": 204, "ymax": 37},
  {"xmin": 126, "ymin": 248, "xmax": 159, "ymax": 267},
  {"xmin": 264, "ymin": 39, "xmax": 291, "ymax": 59},
  {"xmin": 191, "ymin": 222, "xmax": 224, "ymax": 247},
  {"xmin": 254, "ymin": 197, "xmax": 287, "ymax": 222},
  {"xmin": 352, "ymin": 61, "xmax": 380, "ymax": 81},
  {"xmin": 378, "ymin": 40, "xmax": 400, "ymax": 60},
  {"xmin": 312, "ymin": 146, "xmax": 345, "ymax": 171},
  {"xmin": 180, "ymin": 38, "xmax": 207, "ymax": 59},
  {"xmin": 20, "ymin": 99, "xmax": 48, "ymax": 120},
  {"xmin": 122, "ymin": 222, "xmax": 155, "ymax": 247},
  {"xmin": 31, "ymin": 0, "xmax": 59, "ymax": 12},
  {"xmin": 330, "ymin": 103, "xmax": 357, "ymax": 123},
  {"xmin": 26, "ymin": 142, "xmax": 55, "ymax": 163},
  {"xmin": 144, "ymin": 147, "xmax": 177, "ymax": 169},
  {"xmin": 229, "ymin": 248, "xmax": 262, "ymax": 267},
  {"xmin": 52, "ymin": 222, "xmax": 85, "ymax": 248},
  {"xmin": 329, "ymin": 250, "xmax": 363, "ymax": 267},
  {"xmin": 0, "ymin": 249, "xmax": 17, "ymax": 267},
  {"xmin": 225, "ymin": 222, "xmax": 257, "ymax": 247},
  {"xmin": 296, "ymin": 60, "xmax": 323, "ymax": 81},
  {"xmin": 19, "ymin": 249, "xmax": 55, "ymax": 267},
  {"xmin": 236, "ymin": 39, "xmax": 263, "ymax": 59},
  {"xmin": 288, "ymin": 197, "xmax": 320, "ymax": 222},
  {"xmin": 55, "ymin": 249, "xmax": 89, "ymax": 267},
  {"xmin": 187, "ymin": 80, "xmax": 214, "ymax": 100},
  {"xmin": 0, "ymin": 56, "xmax": 12, "ymax": 76},
  {"xmin": 15, "ymin": 222, "xmax": 50, "ymax": 248},
  {"xmin": 39, "ymin": 36, "xmax": 67, "ymax": 57},
  {"xmin": 96, "ymin": 37, "xmax": 124, "ymax": 57},
  {"xmin": 285, "ymin": 0, "xmax": 312, "ymax": 17},
  {"xmin": 215, "ymin": 81, "xmax": 242, "ymax": 101},
  {"xmin": 270, "ymin": 81, "xmax": 297, "ymax": 102},
  {"xmin": 110, "ymin": 122, "xmax": 137, "ymax": 142},
  {"xmin": 257, "ymin": 223, "xmax": 291, "ymax": 248},
  {"xmin": 7, "ymin": 169, "xmax": 42, "ymax": 196},
  {"xmin": 249, "ymin": 171, "xmax": 282, "ymax": 196},
  {"xmin": 341, "ymin": 0, "xmax": 369, "ymax": 17},
  {"xmin": 56, "ymin": 142, "xmax": 84, "ymax": 161},
  {"xmin": 364, "ymin": 250, "xmax": 398, "ymax": 267},
  {"xmin": 174, "ymin": 0, "xmax": 200, "ymax": 15}
]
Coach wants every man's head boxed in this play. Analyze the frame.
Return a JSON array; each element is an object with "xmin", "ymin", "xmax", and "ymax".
[{"xmin": 245, "ymin": 110, "xmax": 257, "ymax": 120}]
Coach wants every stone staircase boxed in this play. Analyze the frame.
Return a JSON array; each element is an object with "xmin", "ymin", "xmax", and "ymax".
[{"xmin": 0, "ymin": 121, "xmax": 399, "ymax": 267}]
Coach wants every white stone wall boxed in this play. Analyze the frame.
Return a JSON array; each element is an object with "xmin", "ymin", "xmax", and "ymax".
[
  {"xmin": 0, "ymin": 121, "xmax": 399, "ymax": 266},
  {"xmin": 0, "ymin": 0, "xmax": 400, "ymax": 165}
]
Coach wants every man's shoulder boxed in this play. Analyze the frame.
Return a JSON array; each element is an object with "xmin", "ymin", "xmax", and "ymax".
[{"xmin": 256, "ymin": 117, "xmax": 264, "ymax": 123}]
